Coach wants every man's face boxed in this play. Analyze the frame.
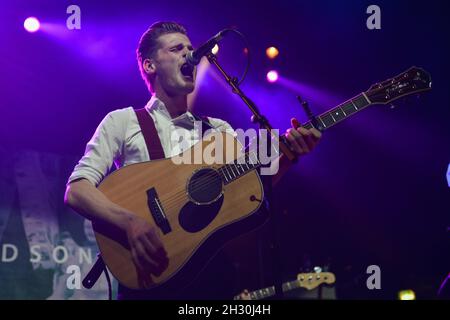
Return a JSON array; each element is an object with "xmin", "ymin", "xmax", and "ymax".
[{"xmin": 152, "ymin": 32, "xmax": 196, "ymax": 96}]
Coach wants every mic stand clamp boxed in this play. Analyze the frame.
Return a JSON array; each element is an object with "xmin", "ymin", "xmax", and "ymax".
[{"xmin": 296, "ymin": 96, "xmax": 324, "ymax": 132}]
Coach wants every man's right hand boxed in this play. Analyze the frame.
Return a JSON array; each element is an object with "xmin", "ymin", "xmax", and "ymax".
[
  {"xmin": 124, "ymin": 214, "xmax": 169, "ymax": 282},
  {"xmin": 64, "ymin": 179, "xmax": 169, "ymax": 287}
]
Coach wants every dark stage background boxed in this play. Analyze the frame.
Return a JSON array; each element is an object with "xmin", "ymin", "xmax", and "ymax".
[{"xmin": 1, "ymin": 0, "xmax": 449, "ymax": 299}]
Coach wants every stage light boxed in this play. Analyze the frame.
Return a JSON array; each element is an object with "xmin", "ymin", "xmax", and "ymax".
[
  {"xmin": 266, "ymin": 46, "xmax": 279, "ymax": 59},
  {"xmin": 398, "ymin": 289, "xmax": 416, "ymax": 300},
  {"xmin": 211, "ymin": 44, "xmax": 219, "ymax": 55},
  {"xmin": 266, "ymin": 70, "xmax": 279, "ymax": 83},
  {"xmin": 24, "ymin": 17, "xmax": 40, "ymax": 33}
]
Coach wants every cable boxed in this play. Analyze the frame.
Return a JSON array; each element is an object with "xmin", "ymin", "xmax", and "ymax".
[
  {"xmin": 232, "ymin": 29, "xmax": 251, "ymax": 85},
  {"xmin": 218, "ymin": 28, "xmax": 251, "ymax": 86},
  {"xmin": 103, "ymin": 263, "xmax": 113, "ymax": 300}
]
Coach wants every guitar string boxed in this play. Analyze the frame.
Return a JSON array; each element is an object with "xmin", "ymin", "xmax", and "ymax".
[
  {"xmin": 143, "ymin": 125, "xmax": 291, "ymax": 211},
  {"xmin": 156, "ymin": 149, "xmax": 258, "ymax": 195},
  {"xmin": 168, "ymin": 148, "xmax": 261, "ymax": 191},
  {"xmin": 131, "ymin": 110, "xmax": 332, "ymax": 215},
  {"xmin": 131, "ymin": 89, "xmax": 428, "ymax": 227},
  {"xmin": 153, "ymin": 157, "xmax": 261, "ymax": 213},
  {"xmin": 154, "ymin": 102, "xmax": 364, "ymax": 213},
  {"xmin": 159, "ymin": 167, "xmax": 255, "ymax": 211},
  {"xmin": 153, "ymin": 113, "xmax": 313, "ymax": 207},
  {"xmin": 141, "ymin": 149, "xmax": 263, "ymax": 214},
  {"xmin": 158, "ymin": 96, "xmax": 378, "ymax": 207}
]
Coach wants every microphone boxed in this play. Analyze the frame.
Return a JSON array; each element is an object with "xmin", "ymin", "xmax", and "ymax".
[{"xmin": 185, "ymin": 29, "xmax": 229, "ymax": 66}]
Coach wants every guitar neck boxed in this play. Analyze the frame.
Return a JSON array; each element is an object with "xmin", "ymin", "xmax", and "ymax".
[
  {"xmin": 218, "ymin": 66, "xmax": 431, "ymax": 179},
  {"xmin": 216, "ymin": 92, "xmax": 372, "ymax": 184},
  {"xmin": 234, "ymin": 280, "xmax": 301, "ymax": 300},
  {"xmin": 302, "ymin": 92, "xmax": 371, "ymax": 131}
]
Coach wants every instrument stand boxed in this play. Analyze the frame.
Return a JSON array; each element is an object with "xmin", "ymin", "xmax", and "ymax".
[{"xmin": 207, "ymin": 53, "xmax": 298, "ymax": 299}]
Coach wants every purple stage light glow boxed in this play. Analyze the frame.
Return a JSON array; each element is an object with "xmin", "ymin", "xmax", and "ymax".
[
  {"xmin": 24, "ymin": 17, "xmax": 40, "ymax": 33},
  {"xmin": 267, "ymin": 70, "xmax": 279, "ymax": 83}
]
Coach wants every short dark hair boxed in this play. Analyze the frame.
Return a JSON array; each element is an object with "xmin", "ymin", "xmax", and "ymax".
[{"xmin": 136, "ymin": 21, "xmax": 188, "ymax": 91}]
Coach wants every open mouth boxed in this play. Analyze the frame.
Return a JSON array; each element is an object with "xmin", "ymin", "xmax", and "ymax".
[{"xmin": 180, "ymin": 63, "xmax": 194, "ymax": 80}]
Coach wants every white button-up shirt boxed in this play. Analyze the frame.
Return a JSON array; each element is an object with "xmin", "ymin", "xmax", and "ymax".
[{"xmin": 68, "ymin": 96, "xmax": 234, "ymax": 186}]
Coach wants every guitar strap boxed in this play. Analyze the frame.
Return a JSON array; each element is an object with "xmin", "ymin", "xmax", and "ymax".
[
  {"xmin": 134, "ymin": 108, "xmax": 166, "ymax": 160},
  {"xmin": 191, "ymin": 113, "xmax": 214, "ymax": 132},
  {"xmin": 134, "ymin": 107, "xmax": 213, "ymax": 160}
]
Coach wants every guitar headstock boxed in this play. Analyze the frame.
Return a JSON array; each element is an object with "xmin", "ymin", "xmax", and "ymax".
[
  {"xmin": 297, "ymin": 272, "xmax": 336, "ymax": 290},
  {"xmin": 365, "ymin": 66, "xmax": 431, "ymax": 105}
]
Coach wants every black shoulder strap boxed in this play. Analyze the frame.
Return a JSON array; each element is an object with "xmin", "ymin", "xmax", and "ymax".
[
  {"xmin": 192, "ymin": 113, "xmax": 214, "ymax": 133},
  {"xmin": 134, "ymin": 108, "xmax": 165, "ymax": 160}
]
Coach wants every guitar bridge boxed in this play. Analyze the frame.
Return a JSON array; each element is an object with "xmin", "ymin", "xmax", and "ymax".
[{"xmin": 146, "ymin": 187, "xmax": 171, "ymax": 234}]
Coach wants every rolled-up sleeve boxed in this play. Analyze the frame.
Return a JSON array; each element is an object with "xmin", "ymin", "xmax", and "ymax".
[{"xmin": 67, "ymin": 109, "xmax": 127, "ymax": 186}]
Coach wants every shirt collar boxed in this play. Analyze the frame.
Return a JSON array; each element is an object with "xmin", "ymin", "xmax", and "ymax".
[{"xmin": 145, "ymin": 96, "xmax": 195, "ymax": 122}]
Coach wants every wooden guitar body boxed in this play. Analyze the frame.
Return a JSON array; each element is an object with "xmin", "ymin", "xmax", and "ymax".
[{"xmin": 94, "ymin": 131, "xmax": 265, "ymax": 292}]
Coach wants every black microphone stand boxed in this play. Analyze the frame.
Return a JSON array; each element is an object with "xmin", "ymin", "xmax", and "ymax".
[{"xmin": 207, "ymin": 52, "xmax": 298, "ymax": 299}]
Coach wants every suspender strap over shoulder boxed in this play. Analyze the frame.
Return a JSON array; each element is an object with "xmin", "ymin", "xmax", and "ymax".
[
  {"xmin": 134, "ymin": 108, "xmax": 166, "ymax": 160},
  {"xmin": 192, "ymin": 114, "xmax": 214, "ymax": 132}
]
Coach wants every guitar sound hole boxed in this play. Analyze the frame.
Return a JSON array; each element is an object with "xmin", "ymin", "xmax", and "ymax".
[{"xmin": 187, "ymin": 168, "xmax": 223, "ymax": 205}]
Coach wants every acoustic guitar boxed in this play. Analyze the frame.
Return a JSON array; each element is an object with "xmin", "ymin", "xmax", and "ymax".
[{"xmin": 93, "ymin": 66, "xmax": 431, "ymax": 292}]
